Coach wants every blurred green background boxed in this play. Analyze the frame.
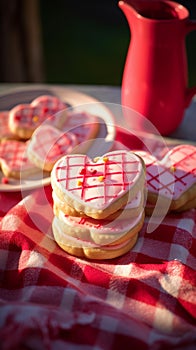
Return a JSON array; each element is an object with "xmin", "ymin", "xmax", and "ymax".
[
  {"xmin": 40, "ymin": 0, "xmax": 129, "ymax": 85},
  {"xmin": 40, "ymin": 0, "xmax": 196, "ymax": 87},
  {"xmin": 0, "ymin": 0, "xmax": 195, "ymax": 87}
]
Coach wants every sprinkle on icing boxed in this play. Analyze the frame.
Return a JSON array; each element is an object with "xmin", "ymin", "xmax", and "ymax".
[
  {"xmin": 79, "ymin": 168, "xmax": 86, "ymax": 175},
  {"xmin": 32, "ymin": 115, "xmax": 39, "ymax": 123},
  {"xmin": 170, "ymin": 166, "xmax": 176, "ymax": 172},
  {"xmin": 103, "ymin": 157, "xmax": 109, "ymax": 163},
  {"xmin": 52, "ymin": 150, "xmax": 142, "ymax": 210},
  {"xmin": 77, "ymin": 180, "xmax": 83, "ymax": 186},
  {"xmin": 98, "ymin": 175, "xmax": 105, "ymax": 182}
]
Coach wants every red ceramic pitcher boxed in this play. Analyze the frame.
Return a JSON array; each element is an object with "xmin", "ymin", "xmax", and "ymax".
[{"xmin": 119, "ymin": 0, "xmax": 196, "ymax": 135}]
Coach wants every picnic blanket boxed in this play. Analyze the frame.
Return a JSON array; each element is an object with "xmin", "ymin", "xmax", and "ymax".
[{"xmin": 0, "ymin": 127, "xmax": 195, "ymax": 350}]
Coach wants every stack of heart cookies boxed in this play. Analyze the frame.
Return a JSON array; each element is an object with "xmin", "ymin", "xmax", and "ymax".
[{"xmin": 51, "ymin": 150, "xmax": 146, "ymax": 260}]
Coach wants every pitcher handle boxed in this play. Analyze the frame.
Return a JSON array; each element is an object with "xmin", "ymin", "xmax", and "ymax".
[{"xmin": 185, "ymin": 20, "xmax": 196, "ymax": 107}]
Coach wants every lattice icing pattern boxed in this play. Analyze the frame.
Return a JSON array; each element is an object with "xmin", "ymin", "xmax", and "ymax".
[
  {"xmin": 136, "ymin": 145, "xmax": 196, "ymax": 200},
  {"xmin": 9, "ymin": 95, "xmax": 67, "ymax": 136},
  {"xmin": 0, "ymin": 140, "xmax": 39, "ymax": 177},
  {"xmin": 62, "ymin": 111, "xmax": 99, "ymax": 144},
  {"xmin": 27, "ymin": 125, "xmax": 78, "ymax": 171},
  {"xmin": 51, "ymin": 150, "xmax": 144, "ymax": 211}
]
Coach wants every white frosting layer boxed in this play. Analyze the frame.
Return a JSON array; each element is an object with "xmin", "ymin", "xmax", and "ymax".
[
  {"xmin": 136, "ymin": 145, "xmax": 196, "ymax": 200},
  {"xmin": 27, "ymin": 125, "xmax": 77, "ymax": 165},
  {"xmin": 53, "ymin": 216, "xmax": 136, "ymax": 250},
  {"xmin": 54, "ymin": 208, "xmax": 143, "ymax": 246},
  {"xmin": 51, "ymin": 150, "xmax": 144, "ymax": 211}
]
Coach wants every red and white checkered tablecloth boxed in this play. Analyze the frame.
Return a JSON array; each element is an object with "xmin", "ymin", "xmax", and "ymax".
[{"xmin": 0, "ymin": 127, "xmax": 195, "ymax": 350}]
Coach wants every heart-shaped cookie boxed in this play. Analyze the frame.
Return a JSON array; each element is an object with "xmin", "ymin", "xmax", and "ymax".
[
  {"xmin": 136, "ymin": 144, "xmax": 196, "ymax": 211},
  {"xmin": 9, "ymin": 95, "xmax": 67, "ymax": 139},
  {"xmin": 0, "ymin": 140, "xmax": 39, "ymax": 179},
  {"xmin": 53, "ymin": 189, "xmax": 144, "ymax": 220},
  {"xmin": 27, "ymin": 125, "xmax": 78, "ymax": 172},
  {"xmin": 62, "ymin": 111, "xmax": 99, "ymax": 146},
  {"xmin": 51, "ymin": 150, "xmax": 145, "ymax": 219}
]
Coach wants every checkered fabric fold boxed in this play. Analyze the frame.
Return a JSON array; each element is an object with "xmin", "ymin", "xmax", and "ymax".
[{"xmin": 0, "ymin": 127, "xmax": 195, "ymax": 350}]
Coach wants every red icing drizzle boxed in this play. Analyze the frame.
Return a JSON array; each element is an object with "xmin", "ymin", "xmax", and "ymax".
[
  {"xmin": 30, "ymin": 126, "xmax": 76, "ymax": 162},
  {"xmin": 11, "ymin": 96, "xmax": 66, "ymax": 128},
  {"xmin": 14, "ymin": 115, "xmax": 21, "ymax": 121},
  {"xmin": 140, "ymin": 145, "xmax": 196, "ymax": 197},
  {"xmin": 56, "ymin": 152, "xmax": 140, "ymax": 204},
  {"xmin": 0, "ymin": 140, "xmax": 32, "ymax": 170}
]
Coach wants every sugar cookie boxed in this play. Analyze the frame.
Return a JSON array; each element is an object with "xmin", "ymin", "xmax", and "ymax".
[
  {"xmin": 52, "ymin": 189, "xmax": 145, "ymax": 220},
  {"xmin": 9, "ymin": 95, "xmax": 67, "ymax": 139},
  {"xmin": 27, "ymin": 125, "xmax": 78, "ymax": 172},
  {"xmin": 52, "ymin": 211, "xmax": 144, "ymax": 260},
  {"xmin": 135, "ymin": 145, "xmax": 196, "ymax": 214},
  {"xmin": 62, "ymin": 111, "xmax": 100, "ymax": 149},
  {"xmin": 51, "ymin": 150, "xmax": 146, "ymax": 219},
  {"xmin": 0, "ymin": 140, "xmax": 40, "ymax": 179}
]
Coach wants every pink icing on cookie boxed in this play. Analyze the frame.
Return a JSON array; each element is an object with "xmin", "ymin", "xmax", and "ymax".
[
  {"xmin": 53, "ymin": 216, "xmax": 136, "ymax": 250},
  {"xmin": 9, "ymin": 95, "xmax": 67, "ymax": 131},
  {"xmin": 60, "ymin": 210, "xmax": 143, "ymax": 234},
  {"xmin": 31, "ymin": 95, "xmax": 65, "ymax": 110},
  {"xmin": 0, "ymin": 140, "xmax": 36, "ymax": 173},
  {"xmin": 52, "ymin": 150, "xmax": 143, "ymax": 210},
  {"xmin": 53, "ymin": 189, "xmax": 142, "ymax": 212},
  {"xmin": 55, "ymin": 208, "xmax": 143, "ymax": 246},
  {"xmin": 62, "ymin": 111, "xmax": 98, "ymax": 144},
  {"xmin": 136, "ymin": 145, "xmax": 196, "ymax": 200},
  {"xmin": 123, "ymin": 190, "xmax": 142, "ymax": 209},
  {"xmin": 27, "ymin": 125, "xmax": 78, "ymax": 165}
]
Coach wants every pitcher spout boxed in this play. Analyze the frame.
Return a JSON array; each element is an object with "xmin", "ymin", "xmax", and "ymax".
[{"xmin": 118, "ymin": 1, "xmax": 138, "ymax": 25}]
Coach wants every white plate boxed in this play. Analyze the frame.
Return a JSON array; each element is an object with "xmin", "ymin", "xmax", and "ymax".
[{"xmin": 0, "ymin": 85, "xmax": 116, "ymax": 192}]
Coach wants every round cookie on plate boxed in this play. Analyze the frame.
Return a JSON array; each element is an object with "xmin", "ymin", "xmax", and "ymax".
[{"xmin": 51, "ymin": 150, "xmax": 146, "ymax": 259}]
